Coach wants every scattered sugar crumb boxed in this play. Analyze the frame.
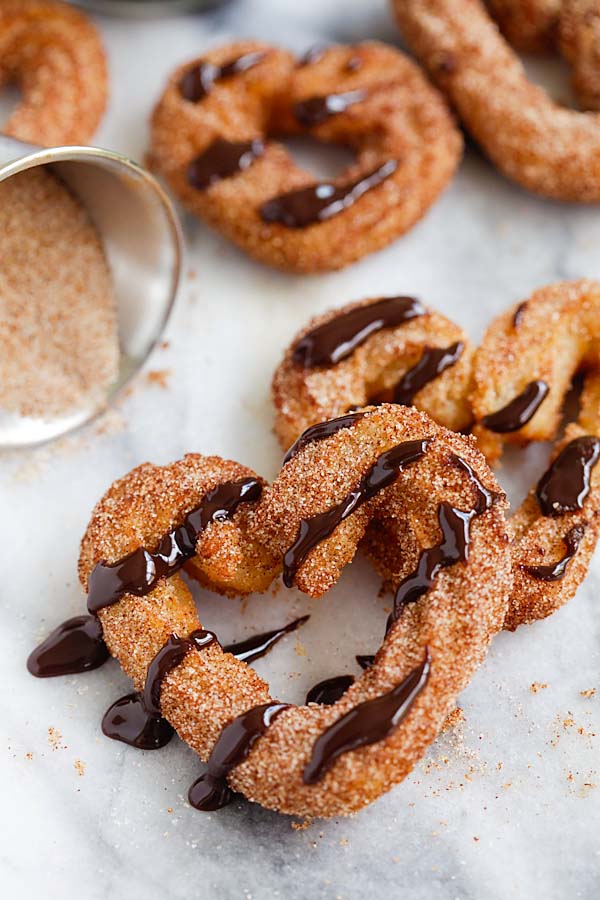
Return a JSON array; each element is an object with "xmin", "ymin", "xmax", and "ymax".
[
  {"xmin": 146, "ymin": 369, "xmax": 171, "ymax": 390},
  {"xmin": 442, "ymin": 707, "xmax": 465, "ymax": 732},
  {"xmin": 581, "ymin": 688, "xmax": 596, "ymax": 699},
  {"xmin": 25, "ymin": 752, "xmax": 33, "ymax": 761},
  {"xmin": 74, "ymin": 759, "xmax": 85, "ymax": 777},
  {"xmin": 294, "ymin": 640, "xmax": 307, "ymax": 657},
  {"xmin": 291, "ymin": 819, "xmax": 311, "ymax": 831},
  {"xmin": 47, "ymin": 727, "xmax": 64, "ymax": 751},
  {"xmin": 530, "ymin": 682, "xmax": 548, "ymax": 693}
]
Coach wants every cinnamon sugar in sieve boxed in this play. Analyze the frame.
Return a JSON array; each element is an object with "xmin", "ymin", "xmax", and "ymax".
[{"xmin": 0, "ymin": 167, "xmax": 119, "ymax": 420}]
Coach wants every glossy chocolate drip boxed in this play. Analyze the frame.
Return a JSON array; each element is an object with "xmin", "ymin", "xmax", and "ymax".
[
  {"xmin": 188, "ymin": 702, "xmax": 289, "ymax": 811},
  {"xmin": 293, "ymin": 90, "xmax": 367, "ymax": 127},
  {"xmin": 259, "ymin": 160, "xmax": 398, "ymax": 230},
  {"xmin": 283, "ymin": 412, "xmax": 365, "ymax": 464},
  {"xmin": 179, "ymin": 50, "xmax": 265, "ymax": 101},
  {"xmin": 393, "ymin": 342, "xmax": 464, "ymax": 406},
  {"xmin": 481, "ymin": 380, "xmax": 549, "ymax": 433},
  {"xmin": 356, "ymin": 654, "xmax": 375, "ymax": 670},
  {"xmin": 292, "ymin": 296, "xmax": 425, "ymax": 369},
  {"xmin": 27, "ymin": 615, "xmax": 108, "ymax": 678},
  {"xmin": 536, "ymin": 436, "xmax": 600, "ymax": 516},
  {"xmin": 392, "ymin": 455, "xmax": 494, "ymax": 619},
  {"xmin": 223, "ymin": 615, "xmax": 309, "ymax": 664},
  {"xmin": 306, "ymin": 674, "xmax": 355, "ymax": 705},
  {"xmin": 283, "ymin": 439, "xmax": 430, "ymax": 588},
  {"xmin": 87, "ymin": 478, "xmax": 262, "ymax": 614},
  {"xmin": 522, "ymin": 524, "xmax": 586, "ymax": 581},
  {"xmin": 303, "ymin": 652, "xmax": 430, "ymax": 784},
  {"xmin": 102, "ymin": 629, "xmax": 217, "ymax": 750},
  {"xmin": 513, "ymin": 301, "xmax": 527, "ymax": 328},
  {"xmin": 187, "ymin": 138, "xmax": 264, "ymax": 191}
]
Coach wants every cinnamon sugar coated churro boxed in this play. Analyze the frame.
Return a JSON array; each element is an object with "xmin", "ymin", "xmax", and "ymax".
[
  {"xmin": 149, "ymin": 40, "xmax": 462, "ymax": 272},
  {"xmin": 0, "ymin": 168, "xmax": 119, "ymax": 419},
  {"xmin": 0, "ymin": 0, "xmax": 107, "ymax": 146},
  {"xmin": 392, "ymin": 0, "xmax": 600, "ymax": 200}
]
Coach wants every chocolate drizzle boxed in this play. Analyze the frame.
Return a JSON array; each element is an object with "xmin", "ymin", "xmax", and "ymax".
[
  {"xmin": 187, "ymin": 138, "xmax": 264, "ymax": 191},
  {"xmin": 481, "ymin": 380, "xmax": 549, "ymax": 433},
  {"xmin": 87, "ymin": 478, "xmax": 262, "ymax": 615},
  {"xmin": 522, "ymin": 524, "xmax": 586, "ymax": 581},
  {"xmin": 356, "ymin": 654, "xmax": 375, "ymax": 670},
  {"xmin": 392, "ymin": 342, "xmax": 464, "ymax": 406},
  {"xmin": 294, "ymin": 90, "xmax": 367, "ymax": 127},
  {"xmin": 259, "ymin": 160, "xmax": 398, "ymax": 229},
  {"xmin": 536, "ymin": 436, "xmax": 600, "ymax": 516},
  {"xmin": 223, "ymin": 616, "xmax": 309, "ymax": 664},
  {"xmin": 292, "ymin": 296, "xmax": 425, "ymax": 369},
  {"xmin": 27, "ymin": 615, "xmax": 108, "ymax": 678},
  {"xmin": 303, "ymin": 652, "xmax": 430, "ymax": 784},
  {"xmin": 179, "ymin": 51, "xmax": 266, "ymax": 102},
  {"xmin": 102, "ymin": 630, "xmax": 217, "ymax": 750},
  {"xmin": 283, "ymin": 439, "xmax": 431, "ymax": 588},
  {"xmin": 306, "ymin": 674, "xmax": 355, "ymax": 705},
  {"xmin": 283, "ymin": 412, "xmax": 365, "ymax": 464},
  {"xmin": 391, "ymin": 455, "xmax": 494, "ymax": 621},
  {"xmin": 188, "ymin": 702, "xmax": 290, "ymax": 811}
]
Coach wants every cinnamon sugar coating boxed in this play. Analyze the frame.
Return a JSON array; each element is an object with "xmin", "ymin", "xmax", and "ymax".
[
  {"xmin": 272, "ymin": 297, "xmax": 473, "ymax": 451},
  {"xmin": 487, "ymin": 0, "xmax": 561, "ymax": 51},
  {"xmin": 471, "ymin": 280, "xmax": 600, "ymax": 628},
  {"xmin": 78, "ymin": 407, "xmax": 510, "ymax": 818},
  {"xmin": 0, "ymin": 0, "xmax": 107, "ymax": 146},
  {"xmin": 559, "ymin": 0, "xmax": 600, "ymax": 112},
  {"xmin": 149, "ymin": 40, "xmax": 462, "ymax": 272},
  {"xmin": 392, "ymin": 0, "xmax": 600, "ymax": 201}
]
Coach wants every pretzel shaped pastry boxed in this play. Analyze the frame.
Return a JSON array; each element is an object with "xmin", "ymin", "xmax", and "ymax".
[
  {"xmin": 392, "ymin": 0, "xmax": 600, "ymax": 201},
  {"xmin": 149, "ymin": 40, "xmax": 462, "ymax": 272},
  {"xmin": 29, "ymin": 407, "xmax": 509, "ymax": 818},
  {"xmin": 471, "ymin": 280, "xmax": 600, "ymax": 629},
  {"xmin": 0, "ymin": 0, "xmax": 107, "ymax": 146},
  {"xmin": 272, "ymin": 295, "xmax": 473, "ymax": 451}
]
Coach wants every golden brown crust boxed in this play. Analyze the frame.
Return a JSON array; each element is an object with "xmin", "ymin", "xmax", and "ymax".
[
  {"xmin": 78, "ymin": 408, "xmax": 510, "ymax": 818},
  {"xmin": 559, "ymin": 0, "xmax": 600, "ymax": 111},
  {"xmin": 0, "ymin": 0, "xmax": 107, "ymax": 146},
  {"xmin": 470, "ymin": 280, "xmax": 600, "ymax": 628},
  {"xmin": 486, "ymin": 0, "xmax": 561, "ymax": 51},
  {"xmin": 149, "ymin": 40, "xmax": 462, "ymax": 273},
  {"xmin": 272, "ymin": 297, "xmax": 473, "ymax": 451},
  {"xmin": 392, "ymin": 0, "xmax": 600, "ymax": 201}
]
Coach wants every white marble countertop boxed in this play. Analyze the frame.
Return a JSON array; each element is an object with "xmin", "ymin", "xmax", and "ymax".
[{"xmin": 2, "ymin": 1, "xmax": 600, "ymax": 898}]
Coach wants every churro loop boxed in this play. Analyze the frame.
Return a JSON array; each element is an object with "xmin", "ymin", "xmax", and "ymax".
[
  {"xmin": 392, "ymin": 0, "xmax": 600, "ymax": 201},
  {"xmin": 75, "ymin": 406, "xmax": 509, "ymax": 818},
  {"xmin": 471, "ymin": 280, "xmax": 600, "ymax": 628},
  {"xmin": 272, "ymin": 295, "xmax": 473, "ymax": 451},
  {"xmin": 149, "ymin": 40, "xmax": 462, "ymax": 272},
  {"xmin": 0, "ymin": 0, "xmax": 107, "ymax": 146}
]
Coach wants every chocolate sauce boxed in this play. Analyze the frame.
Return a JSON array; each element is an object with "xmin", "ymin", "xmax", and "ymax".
[
  {"xmin": 513, "ymin": 301, "xmax": 527, "ymax": 328},
  {"xmin": 179, "ymin": 51, "xmax": 266, "ymax": 102},
  {"xmin": 306, "ymin": 674, "xmax": 355, "ymax": 705},
  {"xmin": 259, "ymin": 160, "xmax": 398, "ymax": 229},
  {"xmin": 356, "ymin": 654, "xmax": 375, "ymax": 670},
  {"xmin": 522, "ymin": 524, "xmax": 586, "ymax": 581},
  {"xmin": 536, "ymin": 436, "xmax": 600, "ymax": 516},
  {"xmin": 283, "ymin": 439, "xmax": 430, "ymax": 588},
  {"xmin": 391, "ymin": 455, "xmax": 494, "ymax": 619},
  {"xmin": 223, "ymin": 616, "xmax": 309, "ymax": 664},
  {"xmin": 187, "ymin": 138, "xmax": 264, "ymax": 191},
  {"xmin": 188, "ymin": 702, "xmax": 289, "ymax": 811},
  {"xmin": 102, "ymin": 629, "xmax": 217, "ymax": 750},
  {"xmin": 87, "ymin": 478, "xmax": 262, "ymax": 614},
  {"xmin": 303, "ymin": 652, "xmax": 430, "ymax": 784},
  {"xmin": 392, "ymin": 342, "xmax": 464, "ymax": 406},
  {"xmin": 481, "ymin": 380, "xmax": 549, "ymax": 433},
  {"xmin": 293, "ymin": 90, "xmax": 367, "ymax": 127},
  {"xmin": 27, "ymin": 615, "xmax": 109, "ymax": 678},
  {"xmin": 283, "ymin": 412, "xmax": 365, "ymax": 464},
  {"xmin": 292, "ymin": 296, "xmax": 425, "ymax": 369}
]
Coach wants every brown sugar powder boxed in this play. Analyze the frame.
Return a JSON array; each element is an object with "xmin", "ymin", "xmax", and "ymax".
[{"xmin": 0, "ymin": 168, "xmax": 119, "ymax": 419}]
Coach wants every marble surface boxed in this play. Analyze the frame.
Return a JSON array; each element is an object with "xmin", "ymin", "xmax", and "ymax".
[{"xmin": 2, "ymin": 1, "xmax": 600, "ymax": 898}]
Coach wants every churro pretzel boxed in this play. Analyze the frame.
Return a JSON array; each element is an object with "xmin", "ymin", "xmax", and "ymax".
[
  {"xmin": 272, "ymin": 295, "xmax": 473, "ymax": 451},
  {"xmin": 0, "ymin": 0, "xmax": 107, "ymax": 146},
  {"xmin": 471, "ymin": 280, "xmax": 600, "ymax": 629},
  {"xmin": 392, "ymin": 0, "xmax": 600, "ymax": 201},
  {"xmin": 149, "ymin": 40, "xmax": 462, "ymax": 273},
  {"xmin": 33, "ymin": 406, "xmax": 509, "ymax": 819}
]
